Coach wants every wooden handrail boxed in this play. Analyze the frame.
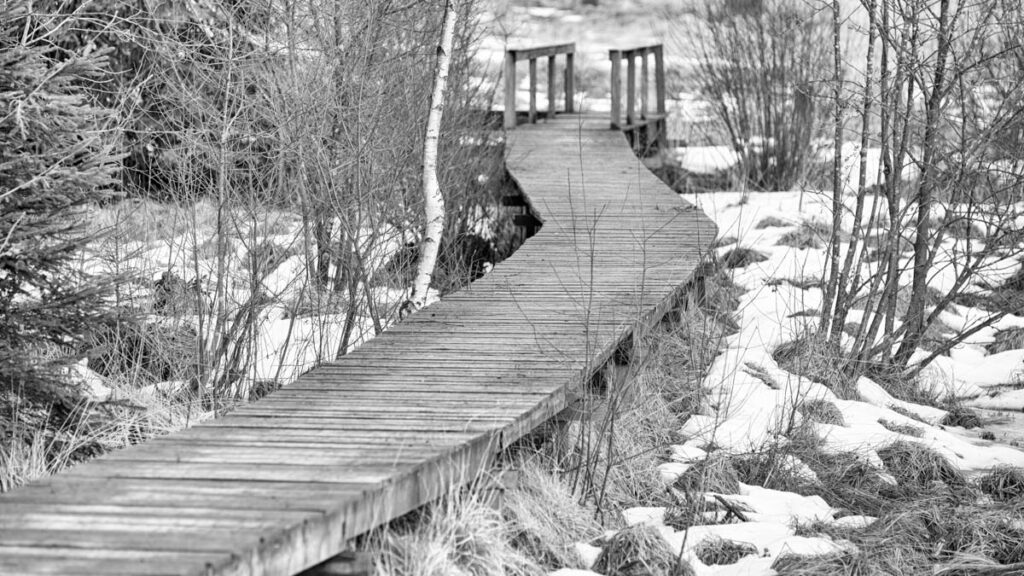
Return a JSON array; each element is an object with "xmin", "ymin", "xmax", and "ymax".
[
  {"xmin": 609, "ymin": 45, "xmax": 666, "ymax": 130},
  {"xmin": 504, "ymin": 43, "xmax": 576, "ymax": 129}
]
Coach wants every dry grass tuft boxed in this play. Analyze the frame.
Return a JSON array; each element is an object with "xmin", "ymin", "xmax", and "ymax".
[
  {"xmin": 651, "ymin": 311, "xmax": 728, "ymax": 414},
  {"xmin": 593, "ymin": 524, "xmax": 694, "ymax": 576},
  {"xmin": 673, "ymin": 453, "xmax": 741, "ymax": 494},
  {"xmin": 865, "ymin": 363, "xmax": 941, "ymax": 407},
  {"xmin": 733, "ymin": 431, "xmax": 894, "ymax": 516},
  {"xmin": 694, "ymin": 536, "xmax": 758, "ymax": 565},
  {"xmin": 764, "ymin": 276, "xmax": 823, "ymax": 290},
  {"xmin": 987, "ymin": 327, "xmax": 1024, "ymax": 354},
  {"xmin": 799, "ymin": 399, "xmax": 846, "ymax": 426},
  {"xmin": 910, "ymin": 502, "xmax": 1024, "ymax": 566},
  {"xmin": 773, "ymin": 333, "xmax": 857, "ymax": 399},
  {"xmin": 876, "ymin": 441, "xmax": 966, "ymax": 492},
  {"xmin": 565, "ymin": 372, "xmax": 679, "ymax": 513},
  {"xmin": 878, "ymin": 418, "xmax": 925, "ymax": 437},
  {"xmin": 770, "ymin": 550, "xmax": 866, "ymax": 574},
  {"xmin": 373, "ymin": 488, "xmax": 541, "ymax": 576},
  {"xmin": 503, "ymin": 462, "xmax": 603, "ymax": 570},
  {"xmin": 663, "ymin": 497, "xmax": 731, "ymax": 531},
  {"xmin": 779, "ymin": 500, "xmax": 1024, "ymax": 574},
  {"xmin": 776, "ymin": 219, "xmax": 832, "ymax": 250},
  {"xmin": 940, "ymin": 403, "xmax": 982, "ymax": 429},
  {"xmin": 978, "ymin": 466, "xmax": 1024, "ymax": 502},
  {"xmin": 888, "ymin": 405, "xmax": 930, "ymax": 424},
  {"xmin": 743, "ymin": 362, "xmax": 781, "ymax": 389},
  {"xmin": 755, "ymin": 216, "xmax": 790, "ymax": 229},
  {"xmin": 721, "ymin": 247, "xmax": 769, "ymax": 269},
  {"xmin": 697, "ymin": 265, "xmax": 744, "ymax": 334}
]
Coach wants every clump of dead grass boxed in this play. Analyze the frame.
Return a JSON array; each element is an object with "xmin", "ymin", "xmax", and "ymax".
[
  {"xmin": 940, "ymin": 403, "xmax": 982, "ymax": 429},
  {"xmin": 771, "ymin": 550, "xmax": 867, "ymax": 574},
  {"xmin": 373, "ymin": 487, "xmax": 541, "ymax": 576},
  {"xmin": 763, "ymin": 275, "xmax": 823, "ymax": 290},
  {"xmin": 503, "ymin": 461, "xmax": 603, "ymax": 570},
  {"xmin": 878, "ymin": 418, "xmax": 924, "ymax": 437},
  {"xmin": 910, "ymin": 501, "xmax": 1024, "ymax": 566},
  {"xmin": 755, "ymin": 216, "xmax": 790, "ymax": 229},
  {"xmin": 650, "ymin": 312, "xmax": 725, "ymax": 415},
  {"xmin": 776, "ymin": 219, "xmax": 832, "ymax": 250},
  {"xmin": 721, "ymin": 247, "xmax": 768, "ymax": 269},
  {"xmin": 663, "ymin": 496, "xmax": 736, "ymax": 531},
  {"xmin": 987, "ymin": 327, "xmax": 1024, "ymax": 354},
  {"xmin": 593, "ymin": 524, "xmax": 694, "ymax": 576},
  {"xmin": 732, "ymin": 431, "xmax": 893, "ymax": 516},
  {"xmin": 673, "ymin": 453, "xmax": 741, "ymax": 494},
  {"xmin": 694, "ymin": 536, "xmax": 758, "ymax": 565},
  {"xmin": 697, "ymin": 264, "xmax": 744, "ymax": 334},
  {"xmin": 566, "ymin": 375, "xmax": 679, "ymax": 512},
  {"xmin": 978, "ymin": 466, "xmax": 1024, "ymax": 502},
  {"xmin": 779, "ymin": 498, "xmax": 1024, "ymax": 574},
  {"xmin": 862, "ymin": 362, "xmax": 942, "ymax": 407},
  {"xmin": 887, "ymin": 405, "xmax": 930, "ymax": 424},
  {"xmin": 799, "ymin": 399, "xmax": 846, "ymax": 426},
  {"xmin": 876, "ymin": 441, "xmax": 966, "ymax": 492},
  {"xmin": 773, "ymin": 333, "xmax": 857, "ymax": 399}
]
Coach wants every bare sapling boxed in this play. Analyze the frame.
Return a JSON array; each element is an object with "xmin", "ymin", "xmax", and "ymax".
[
  {"xmin": 820, "ymin": 0, "xmax": 846, "ymax": 339},
  {"xmin": 404, "ymin": 0, "xmax": 458, "ymax": 316},
  {"xmin": 819, "ymin": 0, "xmax": 1024, "ymax": 385}
]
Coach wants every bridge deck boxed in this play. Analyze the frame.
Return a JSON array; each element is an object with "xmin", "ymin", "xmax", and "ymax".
[{"xmin": 0, "ymin": 114, "xmax": 716, "ymax": 575}]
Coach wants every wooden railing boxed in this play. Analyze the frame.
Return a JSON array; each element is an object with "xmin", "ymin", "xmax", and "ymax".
[
  {"xmin": 609, "ymin": 45, "xmax": 667, "ymax": 151},
  {"xmin": 504, "ymin": 43, "xmax": 576, "ymax": 129}
]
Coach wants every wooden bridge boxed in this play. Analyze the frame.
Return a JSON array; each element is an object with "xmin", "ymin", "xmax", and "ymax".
[{"xmin": 0, "ymin": 44, "xmax": 716, "ymax": 575}]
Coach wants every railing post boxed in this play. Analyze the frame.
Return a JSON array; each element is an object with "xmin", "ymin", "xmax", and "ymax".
[
  {"xmin": 626, "ymin": 51, "xmax": 636, "ymax": 127},
  {"xmin": 547, "ymin": 55, "xmax": 557, "ymax": 120},
  {"xmin": 528, "ymin": 57, "xmax": 537, "ymax": 124},
  {"xmin": 609, "ymin": 50, "xmax": 621, "ymax": 129},
  {"xmin": 654, "ymin": 45, "xmax": 666, "ymax": 116},
  {"xmin": 654, "ymin": 45, "xmax": 667, "ymax": 149},
  {"xmin": 564, "ymin": 51, "xmax": 575, "ymax": 113},
  {"xmin": 504, "ymin": 50, "xmax": 516, "ymax": 129},
  {"xmin": 640, "ymin": 51, "xmax": 649, "ymax": 120}
]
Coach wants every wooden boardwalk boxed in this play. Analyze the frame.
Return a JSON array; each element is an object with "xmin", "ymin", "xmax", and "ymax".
[{"xmin": 0, "ymin": 113, "xmax": 716, "ymax": 575}]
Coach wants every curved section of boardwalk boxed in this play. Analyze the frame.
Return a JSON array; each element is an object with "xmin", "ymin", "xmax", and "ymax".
[{"xmin": 0, "ymin": 114, "xmax": 716, "ymax": 575}]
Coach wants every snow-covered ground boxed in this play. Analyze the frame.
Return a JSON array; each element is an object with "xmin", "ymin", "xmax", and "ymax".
[
  {"xmin": 553, "ymin": 148, "xmax": 1024, "ymax": 576},
  {"xmin": 77, "ymin": 204, "xmax": 434, "ymax": 402}
]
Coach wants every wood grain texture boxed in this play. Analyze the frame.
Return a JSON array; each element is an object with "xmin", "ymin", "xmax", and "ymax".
[{"xmin": 0, "ymin": 114, "xmax": 715, "ymax": 575}]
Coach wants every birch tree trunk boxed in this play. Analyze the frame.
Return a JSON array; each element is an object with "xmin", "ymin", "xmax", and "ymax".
[{"xmin": 404, "ymin": 0, "xmax": 457, "ymax": 316}]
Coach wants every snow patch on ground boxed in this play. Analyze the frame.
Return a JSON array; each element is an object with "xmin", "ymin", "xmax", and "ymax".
[{"xmin": 564, "ymin": 186, "xmax": 1024, "ymax": 576}]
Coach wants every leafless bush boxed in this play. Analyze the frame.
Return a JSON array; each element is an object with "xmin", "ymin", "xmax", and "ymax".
[{"xmin": 676, "ymin": 0, "xmax": 831, "ymax": 191}]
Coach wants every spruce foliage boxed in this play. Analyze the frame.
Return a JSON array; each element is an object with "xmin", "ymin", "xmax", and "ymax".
[{"xmin": 0, "ymin": 1, "xmax": 120, "ymax": 407}]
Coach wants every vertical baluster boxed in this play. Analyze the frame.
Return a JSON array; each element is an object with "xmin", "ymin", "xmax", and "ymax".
[
  {"xmin": 626, "ymin": 51, "xmax": 636, "ymax": 127},
  {"xmin": 547, "ymin": 55, "xmax": 557, "ymax": 120},
  {"xmin": 504, "ymin": 50, "xmax": 516, "ymax": 129},
  {"xmin": 564, "ymin": 50, "xmax": 575, "ymax": 113},
  {"xmin": 654, "ymin": 45, "xmax": 667, "ymax": 149},
  {"xmin": 609, "ymin": 50, "xmax": 622, "ymax": 129},
  {"xmin": 640, "ymin": 51, "xmax": 649, "ymax": 120},
  {"xmin": 528, "ymin": 57, "xmax": 537, "ymax": 124}
]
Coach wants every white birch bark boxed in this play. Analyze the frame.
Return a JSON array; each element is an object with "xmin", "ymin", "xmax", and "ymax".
[{"xmin": 405, "ymin": 0, "xmax": 457, "ymax": 315}]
